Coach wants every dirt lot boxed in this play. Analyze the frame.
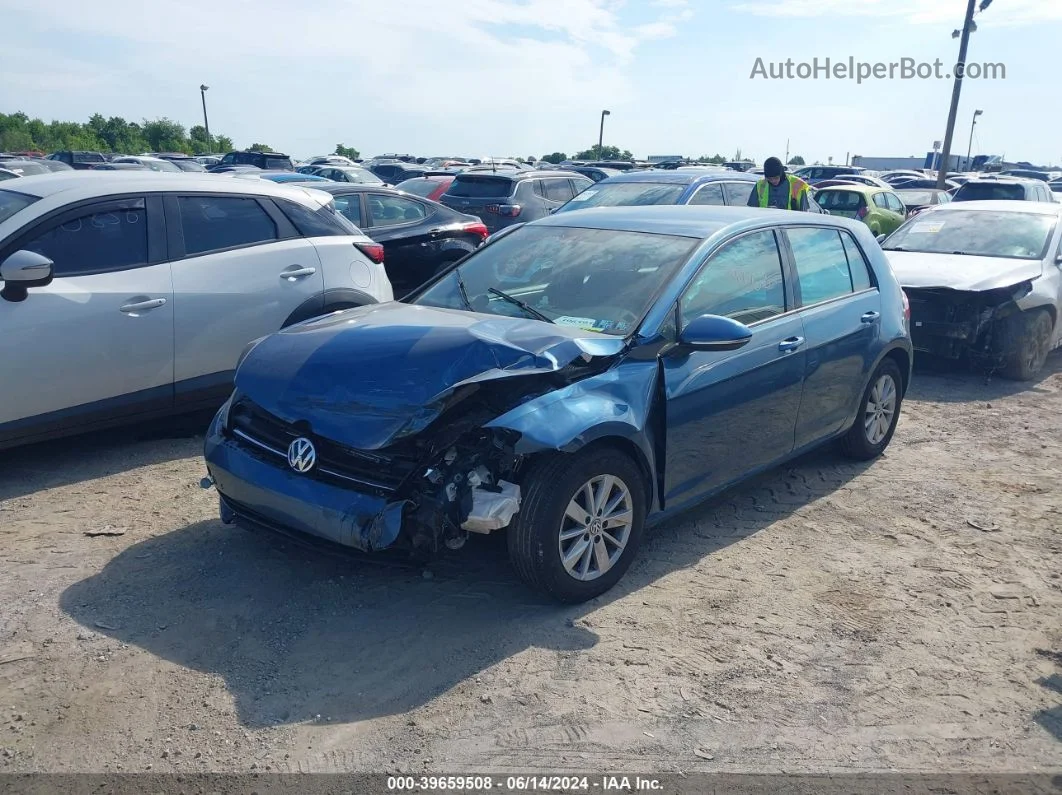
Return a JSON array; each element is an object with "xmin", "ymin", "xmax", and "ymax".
[{"xmin": 1, "ymin": 357, "xmax": 1060, "ymax": 775}]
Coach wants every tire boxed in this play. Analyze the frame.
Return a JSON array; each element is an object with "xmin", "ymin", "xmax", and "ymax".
[
  {"xmin": 507, "ymin": 446, "xmax": 647, "ymax": 603},
  {"xmin": 1001, "ymin": 309, "xmax": 1053, "ymax": 381},
  {"xmin": 840, "ymin": 358, "xmax": 903, "ymax": 460}
]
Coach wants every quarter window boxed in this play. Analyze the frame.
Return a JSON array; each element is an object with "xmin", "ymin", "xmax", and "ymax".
[
  {"xmin": 366, "ymin": 194, "xmax": 428, "ymax": 227},
  {"xmin": 687, "ymin": 183, "xmax": 724, "ymax": 206},
  {"xmin": 177, "ymin": 196, "xmax": 277, "ymax": 256},
  {"xmin": 680, "ymin": 230, "xmax": 786, "ymax": 326},
  {"xmin": 22, "ymin": 200, "xmax": 148, "ymax": 277},
  {"xmin": 786, "ymin": 227, "xmax": 855, "ymax": 305}
]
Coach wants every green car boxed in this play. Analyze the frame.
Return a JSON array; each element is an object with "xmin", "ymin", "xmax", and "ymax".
[{"xmin": 813, "ymin": 186, "xmax": 907, "ymax": 237}]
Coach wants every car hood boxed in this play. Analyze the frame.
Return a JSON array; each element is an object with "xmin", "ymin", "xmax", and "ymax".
[
  {"xmin": 234, "ymin": 302, "xmax": 626, "ymax": 450},
  {"xmin": 885, "ymin": 250, "xmax": 1043, "ymax": 291}
]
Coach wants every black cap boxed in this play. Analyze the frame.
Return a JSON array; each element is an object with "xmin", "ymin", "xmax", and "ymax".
[{"xmin": 764, "ymin": 157, "xmax": 784, "ymax": 178}]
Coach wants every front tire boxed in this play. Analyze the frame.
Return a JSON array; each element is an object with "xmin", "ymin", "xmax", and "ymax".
[
  {"xmin": 1001, "ymin": 309, "xmax": 1053, "ymax": 381},
  {"xmin": 508, "ymin": 447, "xmax": 647, "ymax": 603},
  {"xmin": 840, "ymin": 359, "xmax": 903, "ymax": 460}
]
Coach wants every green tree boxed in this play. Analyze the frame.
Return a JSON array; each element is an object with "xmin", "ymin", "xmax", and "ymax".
[
  {"xmin": 525, "ymin": 156, "xmax": 536, "ymax": 163},
  {"xmin": 214, "ymin": 134, "xmax": 234, "ymax": 153},
  {"xmin": 141, "ymin": 118, "xmax": 188, "ymax": 153},
  {"xmin": 248, "ymin": 142, "xmax": 273, "ymax": 152},
  {"xmin": 540, "ymin": 152, "xmax": 567, "ymax": 164},
  {"xmin": 698, "ymin": 153, "xmax": 727, "ymax": 164},
  {"xmin": 574, "ymin": 144, "xmax": 633, "ymax": 161},
  {"xmin": 189, "ymin": 125, "xmax": 212, "ymax": 154},
  {"xmin": 334, "ymin": 143, "xmax": 360, "ymax": 159},
  {"xmin": 788, "ymin": 155, "xmax": 806, "ymax": 166}
]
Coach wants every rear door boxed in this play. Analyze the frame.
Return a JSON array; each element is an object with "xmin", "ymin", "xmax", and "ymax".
[
  {"xmin": 663, "ymin": 229, "xmax": 804, "ymax": 507},
  {"xmin": 537, "ymin": 178, "xmax": 576, "ymax": 218},
  {"xmin": 781, "ymin": 226, "xmax": 882, "ymax": 450},
  {"xmin": 722, "ymin": 181, "xmax": 756, "ymax": 206},
  {"xmin": 363, "ymin": 192, "xmax": 436, "ymax": 294},
  {"xmin": 167, "ymin": 192, "xmax": 324, "ymax": 406},
  {"xmin": 0, "ymin": 196, "xmax": 174, "ymax": 437},
  {"xmin": 882, "ymin": 192, "xmax": 906, "ymax": 232}
]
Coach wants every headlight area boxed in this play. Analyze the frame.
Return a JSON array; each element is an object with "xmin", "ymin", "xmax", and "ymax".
[{"xmin": 400, "ymin": 427, "xmax": 524, "ymax": 555}]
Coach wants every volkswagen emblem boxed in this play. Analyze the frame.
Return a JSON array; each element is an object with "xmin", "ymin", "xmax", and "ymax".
[{"xmin": 287, "ymin": 437, "xmax": 316, "ymax": 473}]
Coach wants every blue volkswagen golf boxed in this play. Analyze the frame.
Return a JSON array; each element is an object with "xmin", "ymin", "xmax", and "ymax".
[{"xmin": 203, "ymin": 206, "xmax": 912, "ymax": 603}]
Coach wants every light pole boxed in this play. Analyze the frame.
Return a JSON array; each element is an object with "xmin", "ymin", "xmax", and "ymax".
[
  {"xmin": 936, "ymin": 0, "xmax": 989, "ymax": 188},
  {"xmin": 199, "ymin": 84, "xmax": 212, "ymax": 153},
  {"xmin": 965, "ymin": 109, "xmax": 983, "ymax": 171},
  {"xmin": 598, "ymin": 110, "xmax": 610, "ymax": 157}
]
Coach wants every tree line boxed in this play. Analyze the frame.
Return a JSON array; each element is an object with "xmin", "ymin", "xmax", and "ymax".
[{"xmin": 0, "ymin": 111, "xmax": 235, "ymax": 155}]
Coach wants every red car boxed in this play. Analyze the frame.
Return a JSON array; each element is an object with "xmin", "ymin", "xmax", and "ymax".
[{"xmin": 394, "ymin": 175, "xmax": 455, "ymax": 202}]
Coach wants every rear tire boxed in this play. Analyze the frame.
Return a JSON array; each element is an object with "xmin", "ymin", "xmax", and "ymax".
[
  {"xmin": 840, "ymin": 359, "xmax": 903, "ymax": 460},
  {"xmin": 508, "ymin": 447, "xmax": 647, "ymax": 603},
  {"xmin": 1001, "ymin": 309, "xmax": 1053, "ymax": 381}
]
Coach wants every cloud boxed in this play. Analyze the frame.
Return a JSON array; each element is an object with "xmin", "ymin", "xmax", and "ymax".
[
  {"xmin": 730, "ymin": 0, "xmax": 1061, "ymax": 25},
  {"xmin": 635, "ymin": 21, "xmax": 678, "ymax": 39},
  {"xmin": 652, "ymin": 0, "xmax": 689, "ymax": 6}
]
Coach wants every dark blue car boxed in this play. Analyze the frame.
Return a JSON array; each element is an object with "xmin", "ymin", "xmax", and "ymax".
[{"xmin": 203, "ymin": 206, "xmax": 912, "ymax": 603}]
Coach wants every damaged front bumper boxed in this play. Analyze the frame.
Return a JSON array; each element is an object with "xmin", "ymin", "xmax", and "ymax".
[{"xmin": 905, "ymin": 284, "xmax": 1030, "ymax": 363}]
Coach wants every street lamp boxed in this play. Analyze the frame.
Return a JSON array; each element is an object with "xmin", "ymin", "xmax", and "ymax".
[
  {"xmin": 965, "ymin": 109, "xmax": 983, "ymax": 171},
  {"xmin": 199, "ymin": 84, "xmax": 212, "ymax": 153},
  {"xmin": 598, "ymin": 110, "xmax": 610, "ymax": 157}
]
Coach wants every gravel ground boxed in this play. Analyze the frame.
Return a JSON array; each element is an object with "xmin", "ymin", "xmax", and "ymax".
[{"xmin": 0, "ymin": 356, "xmax": 1060, "ymax": 775}]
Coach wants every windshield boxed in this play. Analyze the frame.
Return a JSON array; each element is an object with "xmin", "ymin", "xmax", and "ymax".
[
  {"xmin": 342, "ymin": 168, "xmax": 383, "ymax": 184},
  {"xmin": 173, "ymin": 160, "xmax": 206, "ymax": 172},
  {"xmin": 0, "ymin": 189, "xmax": 39, "ymax": 225},
  {"xmin": 814, "ymin": 190, "xmax": 866, "ymax": 212},
  {"xmin": 895, "ymin": 191, "xmax": 936, "ymax": 206},
  {"xmin": 412, "ymin": 225, "xmax": 699, "ymax": 335},
  {"xmin": 883, "ymin": 210, "xmax": 1056, "ymax": 260},
  {"xmin": 395, "ymin": 178, "xmax": 439, "ymax": 197},
  {"xmin": 554, "ymin": 181, "xmax": 685, "ymax": 213},
  {"xmin": 148, "ymin": 159, "xmax": 181, "ymax": 172}
]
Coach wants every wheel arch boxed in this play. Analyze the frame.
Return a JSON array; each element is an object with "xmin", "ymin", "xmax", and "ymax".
[{"xmin": 282, "ymin": 288, "xmax": 378, "ymax": 328}]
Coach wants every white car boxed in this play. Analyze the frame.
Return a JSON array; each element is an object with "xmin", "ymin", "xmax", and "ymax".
[
  {"xmin": 0, "ymin": 172, "xmax": 393, "ymax": 449},
  {"xmin": 882, "ymin": 200, "xmax": 1062, "ymax": 379}
]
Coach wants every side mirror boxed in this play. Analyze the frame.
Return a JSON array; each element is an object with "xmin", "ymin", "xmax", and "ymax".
[
  {"xmin": 1, "ymin": 250, "xmax": 54, "ymax": 302},
  {"xmin": 876, "ymin": 234, "xmax": 886, "ymax": 244},
  {"xmin": 678, "ymin": 314, "xmax": 752, "ymax": 352}
]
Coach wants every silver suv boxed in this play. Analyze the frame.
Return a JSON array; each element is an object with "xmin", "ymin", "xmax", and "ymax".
[
  {"xmin": 951, "ymin": 176, "xmax": 1055, "ymax": 203},
  {"xmin": 0, "ymin": 172, "xmax": 393, "ymax": 449}
]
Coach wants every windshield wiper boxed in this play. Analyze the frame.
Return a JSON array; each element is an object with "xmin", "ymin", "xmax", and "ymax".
[
  {"xmin": 488, "ymin": 287, "xmax": 554, "ymax": 324},
  {"xmin": 453, "ymin": 268, "xmax": 473, "ymax": 311}
]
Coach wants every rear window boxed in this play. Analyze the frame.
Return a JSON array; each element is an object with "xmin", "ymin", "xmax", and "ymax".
[
  {"xmin": 953, "ymin": 182, "xmax": 1025, "ymax": 202},
  {"xmin": 554, "ymin": 181, "xmax": 685, "ymax": 212},
  {"xmin": 445, "ymin": 175, "xmax": 516, "ymax": 199},
  {"xmin": 895, "ymin": 191, "xmax": 935, "ymax": 206},
  {"xmin": 73, "ymin": 152, "xmax": 105, "ymax": 164},
  {"xmin": 0, "ymin": 189, "xmax": 40, "ymax": 225},
  {"xmin": 807, "ymin": 190, "xmax": 866, "ymax": 212},
  {"xmin": 395, "ymin": 178, "xmax": 438, "ymax": 197},
  {"xmin": 278, "ymin": 198, "xmax": 360, "ymax": 236},
  {"xmin": 264, "ymin": 156, "xmax": 292, "ymax": 170}
]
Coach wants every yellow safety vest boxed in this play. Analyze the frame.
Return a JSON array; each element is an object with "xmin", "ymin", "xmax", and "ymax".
[{"xmin": 756, "ymin": 174, "xmax": 811, "ymax": 210}]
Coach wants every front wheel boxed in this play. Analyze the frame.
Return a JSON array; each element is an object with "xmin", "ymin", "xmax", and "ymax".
[
  {"xmin": 840, "ymin": 359, "xmax": 903, "ymax": 460},
  {"xmin": 507, "ymin": 447, "xmax": 647, "ymax": 603},
  {"xmin": 1001, "ymin": 309, "xmax": 1053, "ymax": 381}
]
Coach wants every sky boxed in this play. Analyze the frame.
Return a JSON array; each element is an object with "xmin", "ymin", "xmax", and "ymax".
[{"xmin": 1, "ymin": 0, "xmax": 1059, "ymax": 165}]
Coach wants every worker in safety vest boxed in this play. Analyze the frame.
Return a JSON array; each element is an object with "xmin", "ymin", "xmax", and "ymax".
[{"xmin": 747, "ymin": 157, "xmax": 812, "ymax": 211}]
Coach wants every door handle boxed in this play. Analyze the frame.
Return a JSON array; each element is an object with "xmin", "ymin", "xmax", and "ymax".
[
  {"xmin": 861, "ymin": 311, "xmax": 881, "ymax": 324},
  {"xmin": 281, "ymin": 266, "xmax": 316, "ymax": 280},
  {"xmin": 120, "ymin": 298, "xmax": 167, "ymax": 313},
  {"xmin": 427, "ymin": 228, "xmax": 444, "ymax": 235},
  {"xmin": 778, "ymin": 336, "xmax": 804, "ymax": 352}
]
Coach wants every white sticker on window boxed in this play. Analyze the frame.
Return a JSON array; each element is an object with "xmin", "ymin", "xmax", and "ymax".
[
  {"xmin": 569, "ymin": 190, "xmax": 597, "ymax": 202},
  {"xmin": 554, "ymin": 316, "xmax": 599, "ymax": 329},
  {"xmin": 910, "ymin": 221, "xmax": 944, "ymax": 233}
]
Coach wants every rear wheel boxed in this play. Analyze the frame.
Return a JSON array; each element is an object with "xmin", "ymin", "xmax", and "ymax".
[
  {"xmin": 840, "ymin": 359, "xmax": 903, "ymax": 460},
  {"xmin": 1001, "ymin": 309, "xmax": 1053, "ymax": 381},
  {"xmin": 508, "ymin": 447, "xmax": 647, "ymax": 603}
]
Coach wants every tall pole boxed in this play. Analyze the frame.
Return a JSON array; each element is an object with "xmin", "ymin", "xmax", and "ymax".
[
  {"xmin": 598, "ymin": 109, "xmax": 610, "ymax": 157},
  {"xmin": 936, "ymin": 0, "xmax": 977, "ymax": 188},
  {"xmin": 965, "ymin": 109, "xmax": 982, "ymax": 171},
  {"xmin": 199, "ymin": 84, "xmax": 212, "ymax": 152}
]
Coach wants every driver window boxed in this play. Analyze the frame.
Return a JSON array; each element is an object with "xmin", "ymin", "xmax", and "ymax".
[{"xmin": 680, "ymin": 230, "xmax": 786, "ymax": 327}]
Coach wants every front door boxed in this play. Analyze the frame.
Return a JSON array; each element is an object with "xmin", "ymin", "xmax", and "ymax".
[
  {"xmin": 663, "ymin": 229, "xmax": 805, "ymax": 509},
  {"xmin": 0, "ymin": 196, "xmax": 174, "ymax": 437}
]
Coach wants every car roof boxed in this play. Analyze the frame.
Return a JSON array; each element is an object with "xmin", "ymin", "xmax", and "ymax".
[
  {"xmin": 597, "ymin": 169, "xmax": 757, "ymax": 186},
  {"xmin": 453, "ymin": 169, "xmax": 577, "ymax": 180},
  {"xmin": 534, "ymin": 204, "xmax": 860, "ymax": 237},
  {"xmin": 814, "ymin": 184, "xmax": 887, "ymax": 194},
  {"xmin": 961, "ymin": 176, "xmax": 1037, "ymax": 184},
  {"xmin": 926, "ymin": 199, "xmax": 1062, "ymax": 214},
  {"xmin": 3, "ymin": 171, "xmax": 331, "ymax": 206}
]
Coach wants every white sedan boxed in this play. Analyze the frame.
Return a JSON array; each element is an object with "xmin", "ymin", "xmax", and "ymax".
[{"xmin": 882, "ymin": 200, "xmax": 1062, "ymax": 380}]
